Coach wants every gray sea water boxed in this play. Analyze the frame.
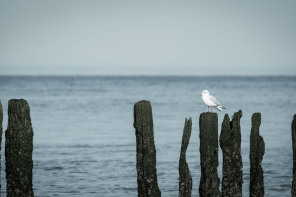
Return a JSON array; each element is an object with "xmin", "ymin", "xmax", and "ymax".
[{"xmin": 0, "ymin": 76, "xmax": 295, "ymax": 196}]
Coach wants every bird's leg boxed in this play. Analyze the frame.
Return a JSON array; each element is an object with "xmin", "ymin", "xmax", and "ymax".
[
  {"xmin": 211, "ymin": 107, "xmax": 212, "ymax": 113},
  {"xmin": 208, "ymin": 106, "xmax": 209, "ymax": 112}
]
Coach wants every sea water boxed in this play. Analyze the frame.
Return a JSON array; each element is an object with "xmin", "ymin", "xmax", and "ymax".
[{"xmin": 0, "ymin": 76, "xmax": 295, "ymax": 196}]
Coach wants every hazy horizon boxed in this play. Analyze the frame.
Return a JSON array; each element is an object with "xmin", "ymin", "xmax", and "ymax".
[
  {"xmin": 1, "ymin": 1, "xmax": 295, "ymax": 76},
  {"xmin": 0, "ymin": 72, "xmax": 295, "ymax": 77}
]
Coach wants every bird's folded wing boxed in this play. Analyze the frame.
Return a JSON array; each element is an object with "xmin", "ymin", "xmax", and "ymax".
[{"xmin": 209, "ymin": 95, "xmax": 221, "ymax": 105}]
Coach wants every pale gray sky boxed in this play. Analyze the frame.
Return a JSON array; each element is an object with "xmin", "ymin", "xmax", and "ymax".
[{"xmin": 0, "ymin": 0, "xmax": 295, "ymax": 75}]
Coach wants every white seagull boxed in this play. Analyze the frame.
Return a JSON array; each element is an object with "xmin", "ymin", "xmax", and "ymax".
[{"xmin": 200, "ymin": 90, "xmax": 225, "ymax": 112}]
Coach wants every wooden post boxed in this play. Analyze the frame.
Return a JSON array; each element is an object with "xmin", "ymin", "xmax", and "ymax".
[
  {"xmin": 249, "ymin": 113, "xmax": 265, "ymax": 197},
  {"xmin": 0, "ymin": 100, "xmax": 2, "ymax": 193},
  {"xmin": 220, "ymin": 110, "xmax": 243, "ymax": 197},
  {"xmin": 179, "ymin": 118, "xmax": 192, "ymax": 197},
  {"xmin": 133, "ymin": 100, "xmax": 161, "ymax": 197},
  {"xmin": 292, "ymin": 115, "xmax": 296, "ymax": 196},
  {"xmin": 5, "ymin": 99, "xmax": 34, "ymax": 197},
  {"xmin": 199, "ymin": 112, "xmax": 221, "ymax": 197}
]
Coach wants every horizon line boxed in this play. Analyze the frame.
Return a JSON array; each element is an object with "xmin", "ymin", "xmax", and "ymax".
[{"xmin": 0, "ymin": 74, "xmax": 295, "ymax": 77}]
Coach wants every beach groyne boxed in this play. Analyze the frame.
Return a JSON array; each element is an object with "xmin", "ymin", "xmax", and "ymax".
[
  {"xmin": 249, "ymin": 113, "xmax": 265, "ymax": 197},
  {"xmin": 133, "ymin": 100, "xmax": 161, "ymax": 197},
  {"xmin": 1, "ymin": 99, "xmax": 295, "ymax": 196},
  {"xmin": 5, "ymin": 99, "xmax": 34, "ymax": 197},
  {"xmin": 292, "ymin": 115, "xmax": 296, "ymax": 196},
  {"xmin": 0, "ymin": 100, "xmax": 2, "ymax": 193},
  {"xmin": 132, "ymin": 101, "xmax": 291, "ymax": 196},
  {"xmin": 179, "ymin": 118, "xmax": 192, "ymax": 197},
  {"xmin": 220, "ymin": 110, "xmax": 243, "ymax": 197},
  {"xmin": 199, "ymin": 112, "xmax": 221, "ymax": 197}
]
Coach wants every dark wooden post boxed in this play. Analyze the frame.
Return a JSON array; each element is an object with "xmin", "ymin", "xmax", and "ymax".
[
  {"xmin": 292, "ymin": 115, "xmax": 296, "ymax": 196},
  {"xmin": 133, "ymin": 100, "xmax": 161, "ymax": 197},
  {"xmin": 5, "ymin": 99, "xmax": 34, "ymax": 197},
  {"xmin": 179, "ymin": 118, "xmax": 192, "ymax": 197},
  {"xmin": 0, "ymin": 100, "xmax": 2, "ymax": 193},
  {"xmin": 220, "ymin": 110, "xmax": 243, "ymax": 197},
  {"xmin": 249, "ymin": 113, "xmax": 265, "ymax": 197},
  {"xmin": 199, "ymin": 112, "xmax": 221, "ymax": 197}
]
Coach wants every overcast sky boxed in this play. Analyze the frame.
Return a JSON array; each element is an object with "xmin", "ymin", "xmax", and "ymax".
[{"xmin": 0, "ymin": 0, "xmax": 295, "ymax": 75}]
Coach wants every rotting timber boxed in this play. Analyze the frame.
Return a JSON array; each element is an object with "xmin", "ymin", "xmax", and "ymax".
[{"xmin": 134, "ymin": 100, "xmax": 161, "ymax": 197}]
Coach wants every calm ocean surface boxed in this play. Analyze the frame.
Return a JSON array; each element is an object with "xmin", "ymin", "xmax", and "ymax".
[{"xmin": 0, "ymin": 76, "xmax": 296, "ymax": 196}]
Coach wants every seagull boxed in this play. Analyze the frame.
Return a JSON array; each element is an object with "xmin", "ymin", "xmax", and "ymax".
[{"xmin": 200, "ymin": 90, "xmax": 225, "ymax": 112}]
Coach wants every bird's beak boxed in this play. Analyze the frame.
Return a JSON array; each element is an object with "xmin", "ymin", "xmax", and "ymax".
[{"xmin": 200, "ymin": 94, "xmax": 202, "ymax": 96}]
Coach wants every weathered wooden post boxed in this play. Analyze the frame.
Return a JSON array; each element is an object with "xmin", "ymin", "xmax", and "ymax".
[
  {"xmin": 199, "ymin": 112, "xmax": 221, "ymax": 197},
  {"xmin": 179, "ymin": 118, "xmax": 192, "ymax": 197},
  {"xmin": 220, "ymin": 110, "xmax": 243, "ymax": 197},
  {"xmin": 249, "ymin": 113, "xmax": 265, "ymax": 197},
  {"xmin": 0, "ymin": 100, "xmax": 2, "ymax": 193},
  {"xmin": 133, "ymin": 100, "xmax": 161, "ymax": 197},
  {"xmin": 292, "ymin": 115, "xmax": 296, "ymax": 196},
  {"xmin": 5, "ymin": 99, "xmax": 34, "ymax": 197}
]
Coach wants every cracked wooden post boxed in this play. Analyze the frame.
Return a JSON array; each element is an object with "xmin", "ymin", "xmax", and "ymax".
[
  {"xmin": 133, "ymin": 100, "xmax": 161, "ymax": 197},
  {"xmin": 0, "ymin": 100, "xmax": 2, "ymax": 193},
  {"xmin": 5, "ymin": 99, "xmax": 34, "ymax": 197},
  {"xmin": 292, "ymin": 115, "xmax": 296, "ymax": 196},
  {"xmin": 199, "ymin": 112, "xmax": 221, "ymax": 197},
  {"xmin": 249, "ymin": 113, "xmax": 265, "ymax": 197},
  {"xmin": 179, "ymin": 118, "xmax": 192, "ymax": 197},
  {"xmin": 220, "ymin": 110, "xmax": 243, "ymax": 197}
]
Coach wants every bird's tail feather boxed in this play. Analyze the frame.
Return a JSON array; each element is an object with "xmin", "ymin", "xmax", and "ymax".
[{"xmin": 215, "ymin": 105, "xmax": 225, "ymax": 111}]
